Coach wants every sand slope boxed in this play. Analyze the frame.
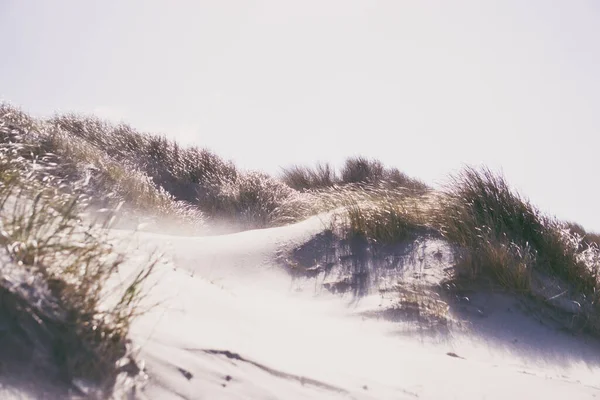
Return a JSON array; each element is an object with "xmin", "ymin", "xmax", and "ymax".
[{"xmin": 110, "ymin": 216, "xmax": 600, "ymax": 400}]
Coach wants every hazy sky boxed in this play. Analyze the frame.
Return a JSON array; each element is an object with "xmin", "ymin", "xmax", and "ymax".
[{"xmin": 1, "ymin": 1, "xmax": 599, "ymax": 230}]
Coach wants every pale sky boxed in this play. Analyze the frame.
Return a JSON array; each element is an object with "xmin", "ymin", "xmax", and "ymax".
[{"xmin": 1, "ymin": 1, "xmax": 599, "ymax": 230}]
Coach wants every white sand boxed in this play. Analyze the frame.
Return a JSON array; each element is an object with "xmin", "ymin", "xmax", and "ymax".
[{"xmin": 106, "ymin": 215, "xmax": 600, "ymax": 399}]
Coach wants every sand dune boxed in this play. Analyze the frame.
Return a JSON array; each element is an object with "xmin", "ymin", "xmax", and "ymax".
[{"xmin": 102, "ymin": 215, "xmax": 600, "ymax": 399}]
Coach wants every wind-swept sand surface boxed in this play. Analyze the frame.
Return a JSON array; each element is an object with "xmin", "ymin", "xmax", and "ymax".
[{"xmin": 111, "ymin": 215, "xmax": 600, "ymax": 399}]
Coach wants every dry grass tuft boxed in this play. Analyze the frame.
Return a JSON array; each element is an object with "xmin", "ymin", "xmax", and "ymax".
[
  {"xmin": 0, "ymin": 115, "xmax": 154, "ymax": 395},
  {"xmin": 281, "ymin": 156, "xmax": 428, "ymax": 193},
  {"xmin": 337, "ymin": 191, "xmax": 427, "ymax": 244},
  {"xmin": 280, "ymin": 163, "xmax": 337, "ymax": 192},
  {"xmin": 198, "ymin": 170, "xmax": 297, "ymax": 229},
  {"xmin": 435, "ymin": 167, "xmax": 598, "ymax": 295}
]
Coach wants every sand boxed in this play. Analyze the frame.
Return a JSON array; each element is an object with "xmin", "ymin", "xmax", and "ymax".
[{"xmin": 103, "ymin": 215, "xmax": 600, "ymax": 399}]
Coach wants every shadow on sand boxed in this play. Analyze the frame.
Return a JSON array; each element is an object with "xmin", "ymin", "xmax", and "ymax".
[{"xmin": 281, "ymin": 230, "xmax": 600, "ymax": 371}]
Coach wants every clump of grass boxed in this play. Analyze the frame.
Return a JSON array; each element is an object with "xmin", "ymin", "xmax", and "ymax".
[
  {"xmin": 0, "ymin": 118, "xmax": 153, "ymax": 395},
  {"xmin": 0, "ymin": 106, "xmax": 206, "ymax": 233},
  {"xmin": 337, "ymin": 191, "xmax": 427, "ymax": 244},
  {"xmin": 40, "ymin": 110, "xmax": 295, "ymax": 230},
  {"xmin": 280, "ymin": 162, "xmax": 337, "ymax": 191},
  {"xmin": 433, "ymin": 167, "xmax": 542, "ymax": 289},
  {"xmin": 436, "ymin": 167, "xmax": 596, "ymax": 291},
  {"xmin": 200, "ymin": 171, "xmax": 297, "ymax": 229},
  {"xmin": 281, "ymin": 156, "xmax": 428, "ymax": 193},
  {"xmin": 48, "ymin": 113, "xmax": 238, "ymax": 204},
  {"xmin": 340, "ymin": 156, "xmax": 385, "ymax": 185},
  {"xmin": 433, "ymin": 167, "xmax": 600, "ymax": 333},
  {"xmin": 341, "ymin": 156, "xmax": 429, "ymax": 192}
]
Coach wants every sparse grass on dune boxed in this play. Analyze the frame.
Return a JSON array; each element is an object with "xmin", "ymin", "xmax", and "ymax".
[
  {"xmin": 4, "ymin": 103, "xmax": 600, "ymax": 336},
  {"xmin": 0, "ymin": 117, "xmax": 154, "ymax": 395},
  {"xmin": 317, "ymin": 166, "xmax": 600, "ymax": 335},
  {"xmin": 2, "ymin": 105, "xmax": 429, "ymax": 232}
]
